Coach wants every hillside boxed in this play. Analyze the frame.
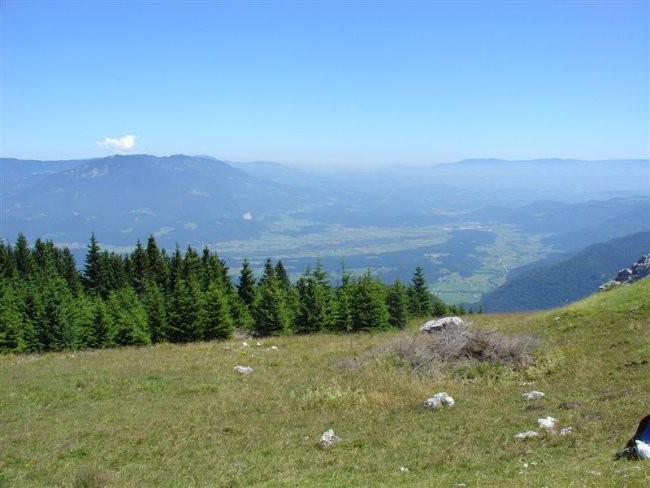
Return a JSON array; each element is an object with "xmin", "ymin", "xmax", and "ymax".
[
  {"xmin": 481, "ymin": 231, "xmax": 650, "ymax": 312},
  {"xmin": 1, "ymin": 280, "xmax": 648, "ymax": 487}
]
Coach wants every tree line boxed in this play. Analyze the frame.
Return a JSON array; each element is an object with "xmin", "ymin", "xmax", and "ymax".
[{"xmin": 0, "ymin": 233, "xmax": 464, "ymax": 353}]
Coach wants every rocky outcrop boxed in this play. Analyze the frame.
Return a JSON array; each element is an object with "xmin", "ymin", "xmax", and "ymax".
[{"xmin": 599, "ymin": 254, "xmax": 650, "ymax": 291}]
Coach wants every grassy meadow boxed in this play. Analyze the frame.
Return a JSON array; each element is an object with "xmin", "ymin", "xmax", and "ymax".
[{"xmin": 1, "ymin": 280, "xmax": 649, "ymax": 487}]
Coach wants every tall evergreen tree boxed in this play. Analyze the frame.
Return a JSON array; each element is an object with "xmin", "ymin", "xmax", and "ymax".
[
  {"xmin": 130, "ymin": 239, "xmax": 148, "ymax": 295},
  {"xmin": 146, "ymin": 235, "xmax": 169, "ymax": 290},
  {"xmin": 167, "ymin": 278, "xmax": 202, "ymax": 342},
  {"xmin": 0, "ymin": 240, "xmax": 17, "ymax": 278},
  {"xmin": 252, "ymin": 274, "xmax": 290, "ymax": 336},
  {"xmin": 107, "ymin": 287, "xmax": 150, "ymax": 346},
  {"xmin": 350, "ymin": 271, "xmax": 389, "ymax": 332},
  {"xmin": 275, "ymin": 260, "xmax": 291, "ymax": 291},
  {"xmin": 83, "ymin": 233, "xmax": 102, "ymax": 296},
  {"xmin": 0, "ymin": 280, "xmax": 24, "ymax": 352},
  {"xmin": 295, "ymin": 266, "xmax": 333, "ymax": 333},
  {"xmin": 14, "ymin": 233, "xmax": 34, "ymax": 278},
  {"xmin": 408, "ymin": 266, "xmax": 432, "ymax": 317},
  {"xmin": 333, "ymin": 265, "xmax": 353, "ymax": 331},
  {"xmin": 88, "ymin": 297, "xmax": 113, "ymax": 349},
  {"xmin": 258, "ymin": 258, "xmax": 276, "ymax": 286},
  {"xmin": 40, "ymin": 275, "xmax": 78, "ymax": 351},
  {"xmin": 200, "ymin": 283, "xmax": 234, "ymax": 340},
  {"xmin": 143, "ymin": 282, "xmax": 167, "ymax": 343},
  {"xmin": 237, "ymin": 258, "xmax": 256, "ymax": 308},
  {"xmin": 386, "ymin": 279, "xmax": 409, "ymax": 329}
]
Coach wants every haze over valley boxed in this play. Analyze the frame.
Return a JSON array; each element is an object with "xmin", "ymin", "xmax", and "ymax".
[{"xmin": 2, "ymin": 154, "xmax": 648, "ymax": 307}]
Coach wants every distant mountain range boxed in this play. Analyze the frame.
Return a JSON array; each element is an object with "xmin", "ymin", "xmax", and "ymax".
[
  {"xmin": 1, "ymin": 154, "xmax": 310, "ymax": 246},
  {"xmin": 1, "ymin": 154, "xmax": 648, "ymax": 308}
]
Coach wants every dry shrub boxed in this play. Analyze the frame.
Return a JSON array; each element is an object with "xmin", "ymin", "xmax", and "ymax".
[{"xmin": 362, "ymin": 323, "xmax": 540, "ymax": 374}]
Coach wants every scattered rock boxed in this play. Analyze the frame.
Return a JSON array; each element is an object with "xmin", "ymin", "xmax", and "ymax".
[
  {"xmin": 515, "ymin": 431, "xmax": 539, "ymax": 439},
  {"xmin": 318, "ymin": 429, "xmax": 341, "ymax": 448},
  {"xmin": 538, "ymin": 416, "xmax": 558, "ymax": 431},
  {"xmin": 233, "ymin": 365, "xmax": 254, "ymax": 375},
  {"xmin": 424, "ymin": 392, "xmax": 455, "ymax": 409},
  {"xmin": 522, "ymin": 391, "xmax": 545, "ymax": 400},
  {"xmin": 270, "ymin": 345, "xmax": 279, "ymax": 351},
  {"xmin": 241, "ymin": 342, "xmax": 249, "ymax": 348},
  {"xmin": 560, "ymin": 427, "xmax": 574, "ymax": 436},
  {"xmin": 420, "ymin": 316, "xmax": 463, "ymax": 333},
  {"xmin": 399, "ymin": 466, "xmax": 410, "ymax": 473}
]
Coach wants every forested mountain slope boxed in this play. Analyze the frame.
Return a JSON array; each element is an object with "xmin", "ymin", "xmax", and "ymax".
[{"xmin": 480, "ymin": 231, "xmax": 650, "ymax": 312}]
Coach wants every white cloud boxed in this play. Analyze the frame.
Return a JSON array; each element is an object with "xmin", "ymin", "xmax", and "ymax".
[{"xmin": 97, "ymin": 134, "xmax": 136, "ymax": 151}]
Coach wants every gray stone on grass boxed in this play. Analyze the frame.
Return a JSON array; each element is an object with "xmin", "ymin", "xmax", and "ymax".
[
  {"xmin": 233, "ymin": 365, "xmax": 254, "ymax": 375},
  {"xmin": 318, "ymin": 429, "xmax": 341, "ymax": 448},
  {"xmin": 420, "ymin": 316, "xmax": 464, "ymax": 333},
  {"xmin": 424, "ymin": 392, "xmax": 455, "ymax": 409}
]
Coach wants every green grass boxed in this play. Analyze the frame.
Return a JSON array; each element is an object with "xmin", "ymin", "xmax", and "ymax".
[{"xmin": 1, "ymin": 280, "xmax": 649, "ymax": 487}]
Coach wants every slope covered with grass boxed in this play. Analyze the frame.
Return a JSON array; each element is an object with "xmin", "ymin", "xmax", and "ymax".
[{"xmin": 1, "ymin": 280, "xmax": 648, "ymax": 487}]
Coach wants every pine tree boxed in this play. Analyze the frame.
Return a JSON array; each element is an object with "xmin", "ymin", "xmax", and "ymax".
[
  {"xmin": 295, "ymin": 266, "xmax": 333, "ymax": 333},
  {"xmin": 0, "ymin": 240, "xmax": 17, "ymax": 278},
  {"xmin": 86, "ymin": 297, "xmax": 113, "ymax": 349},
  {"xmin": 146, "ymin": 235, "xmax": 169, "ymax": 290},
  {"xmin": 432, "ymin": 295, "xmax": 448, "ymax": 317},
  {"xmin": 252, "ymin": 275, "xmax": 290, "ymax": 336},
  {"xmin": 275, "ymin": 260, "xmax": 291, "ymax": 291},
  {"xmin": 20, "ymin": 285, "xmax": 43, "ymax": 352},
  {"xmin": 200, "ymin": 283, "xmax": 234, "ymax": 340},
  {"xmin": 143, "ymin": 282, "xmax": 167, "ymax": 343},
  {"xmin": 167, "ymin": 278, "xmax": 202, "ymax": 342},
  {"xmin": 83, "ymin": 233, "xmax": 102, "ymax": 296},
  {"xmin": 237, "ymin": 258, "xmax": 256, "ymax": 308},
  {"xmin": 408, "ymin": 266, "xmax": 432, "ymax": 317},
  {"xmin": 0, "ymin": 280, "xmax": 24, "ymax": 352},
  {"xmin": 350, "ymin": 271, "xmax": 389, "ymax": 332},
  {"xmin": 130, "ymin": 239, "xmax": 148, "ymax": 295},
  {"xmin": 40, "ymin": 275, "xmax": 78, "ymax": 351},
  {"xmin": 58, "ymin": 248, "xmax": 82, "ymax": 295},
  {"xmin": 107, "ymin": 287, "xmax": 150, "ymax": 346},
  {"xmin": 14, "ymin": 233, "xmax": 33, "ymax": 278},
  {"xmin": 333, "ymin": 266, "xmax": 353, "ymax": 331},
  {"xmin": 386, "ymin": 279, "xmax": 409, "ymax": 329},
  {"xmin": 258, "ymin": 258, "xmax": 276, "ymax": 286}
]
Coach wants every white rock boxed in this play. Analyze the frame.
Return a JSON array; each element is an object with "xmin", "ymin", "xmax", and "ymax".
[
  {"xmin": 522, "ymin": 391, "xmax": 545, "ymax": 400},
  {"xmin": 560, "ymin": 426, "xmax": 573, "ymax": 436},
  {"xmin": 318, "ymin": 429, "xmax": 341, "ymax": 448},
  {"xmin": 420, "ymin": 316, "xmax": 463, "ymax": 333},
  {"xmin": 424, "ymin": 392, "xmax": 455, "ymax": 409},
  {"xmin": 256, "ymin": 342, "xmax": 261, "ymax": 347},
  {"xmin": 515, "ymin": 431, "xmax": 539, "ymax": 439},
  {"xmin": 399, "ymin": 466, "xmax": 410, "ymax": 473},
  {"xmin": 241, "ymin": 341, "xmax": 249, "ymax": 348},
  {"xmin": 270, "ymin": 345, "xmax": 279, "ymax": 350},
  {"xmin": 233, "ymin": 365, "xmax": 254, "ymax": 375},
  {"xmin": 538, "ymin": 416, "xmax": 558, "ymax": 431}
]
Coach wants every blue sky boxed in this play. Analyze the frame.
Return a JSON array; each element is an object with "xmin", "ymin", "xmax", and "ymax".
[{"xmin": 2, "ymin": 0, "xmax": 648, "ymax": 167}]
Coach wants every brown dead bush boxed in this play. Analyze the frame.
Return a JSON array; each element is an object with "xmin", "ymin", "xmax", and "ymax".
[{"xmin": 361, "ymin": 323, "xmax": 540, "ymax": 374}]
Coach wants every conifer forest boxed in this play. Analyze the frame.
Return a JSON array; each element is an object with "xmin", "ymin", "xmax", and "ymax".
[{"xmin": 0, "ymin": 234, "xmax": 465, "ymax": 353}]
